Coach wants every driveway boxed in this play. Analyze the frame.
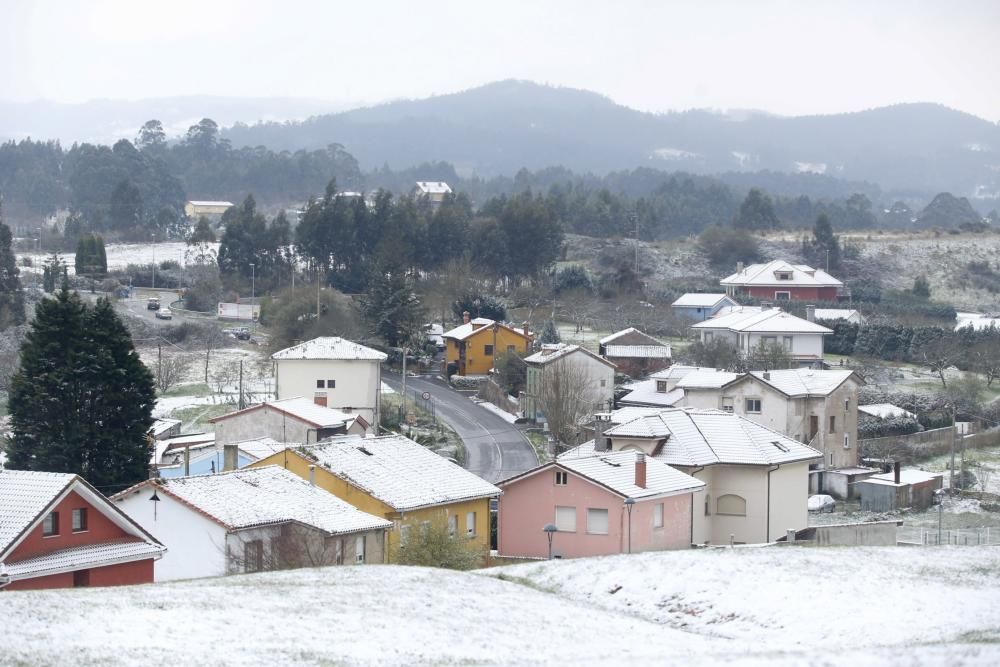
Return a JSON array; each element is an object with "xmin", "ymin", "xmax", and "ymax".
[{"xmin": 382, "ymin": 372, "xmax": 538, "ymax": 483}]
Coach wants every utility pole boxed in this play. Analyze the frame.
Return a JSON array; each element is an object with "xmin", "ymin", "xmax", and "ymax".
[
  {"xmin": 157, "ymin": 343, "xmax": 162, "ymax": 386},
  {"xmin": 401, "ymin": 347, "xmax": 408, "ymax": 422},
  {"xmin": 316, "ymin": 270, "xmax": 321, "ymax": 319},
  {"xmin": 152, "ymin": 233, "xmax": 156, "ymax": 291},
  {"xmin": 238, "ymin": 359, "xmax": 245, "ymax": 410},
  {"xmin": 250, "ymin": 263, "xmax": 256, "ymax": 333},
  {"xmin": 949, "ymin": 404, "xmax": 957, "ymax": 490},
  {"xmin": 630, "ymin": 212, "xmax": 639, "ymax": 275}
]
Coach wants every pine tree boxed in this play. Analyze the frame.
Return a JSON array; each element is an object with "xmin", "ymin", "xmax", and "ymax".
[
  {"xmin": 7, "ymin": 288, "xmax": 155, "ymax": 490},
  {"xmin": 0, "ymin": 205, "xmax": 25, "ymax": 329},
  {"xmin": 539, "ymin": 319, "xmax": 561, "ymax": 344},
  {"xmin": 360, "ymin": 269, "xmax": 426, "ymax": 348}
]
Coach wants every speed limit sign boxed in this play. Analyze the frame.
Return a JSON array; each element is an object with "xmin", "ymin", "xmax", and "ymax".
[{"xmin": 421, "ymin": 391, "xmax": 431, "ymax": 401}]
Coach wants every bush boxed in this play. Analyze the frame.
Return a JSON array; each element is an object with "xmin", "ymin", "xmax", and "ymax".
[
  {"xmin": 553, "ymin": 265, "xmax": 592, "ymax": 294},
  {"xmin": 451, "ymin": 293, "xmax": 507, "ymax": 322},
  {"xmin": 697, "ymin": 224, "xmax": 761, "ymax": 269},
  {"xmin": 394, "ymin": 521, "xmax": 485, "ymax": 570}
]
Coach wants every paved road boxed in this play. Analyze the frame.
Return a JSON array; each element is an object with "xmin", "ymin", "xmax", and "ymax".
[{"xmin": 383, "ymin": 372, "xmax": 538, "ymax": 483}]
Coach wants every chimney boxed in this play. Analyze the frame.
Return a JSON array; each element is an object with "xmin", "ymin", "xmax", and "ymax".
[
  {"xmin": 634, "ymin": 452, "xmax": 646, "ymax": 489},
  {"xmin": 308, "ymin": 464, "xmax": 316, "ymax": 486},
  {"xmin": 462, "ymin": 311, "xmax": 470, "ymax": 324},
  {"xmin": 893, "ymin": 461, "xmax": 901, "ymax": 484},
  {"xmin": 314, "ymin": 393, "xmax": 327, "ymax": 407},
  {"xmin": 805, "ymin": 305, "xmax": 815, "ymax": 322},
  {"xmin": 223, "ymin": 444, "xmax": 239, "ymax": 472},
  {"xmin": 183, "ymin": 446, "xmax": 191, "ymax": 477},
  {"xmin": 596, "ymin": 434, "xmax": 612, "ymax": 452},
  {"xmin": 736, "ymin": 261, "xmax": 744, "ymax": 273},
  {"xmin": 763, "ymin": 371, "xmax": 771, "ymax": 380}
]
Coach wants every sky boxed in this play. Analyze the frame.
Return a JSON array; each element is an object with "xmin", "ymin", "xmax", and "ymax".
[{"xmin": 2, "ymin": 0, "xmax": 999, "ymax": 121}]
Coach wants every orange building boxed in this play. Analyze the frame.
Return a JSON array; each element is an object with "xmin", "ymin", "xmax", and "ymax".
[{"xmin": 443, "ymin": 313, "xmax": 532, "ymax": 376}]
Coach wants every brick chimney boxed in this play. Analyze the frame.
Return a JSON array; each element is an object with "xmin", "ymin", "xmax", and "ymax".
[
  {"xmin": 634, "ymin": 451, "xmax": 646, "ymax": 489},
  {"xmin": 894, "ymin": 460, "xmax": 901, "ymax": 484},
  {"xmin": 462, "ymin": 311, "xmax": 470, "ymax": 324},
  {"xmin": 805, "ymin": 305, "xmax": 816, "ymax": 322}
]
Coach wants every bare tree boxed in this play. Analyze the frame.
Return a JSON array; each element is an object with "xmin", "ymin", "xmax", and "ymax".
[
  {"xmin": 535, "ymin": 359, "xmax": 601, "ymax": 454},
  {"xmin": 211, "ymin": 359, "xmax": 241, "ymax": 396},
  {"xmin": 0, "ymin": 324, "xmax": 28, "ymax": 395},
  {"xmin": 155, "ymin": 353, "xmax": 193, "ymax": 392},
  {"xmin": 394, "ymin": 520, "xmax": 485, "ymax": 570},
  {"xmin": 225, "ymin": 523, "xmax": 367, "ymax": 574},
  {"xmin": 919, "ymin": 336, "xmax": 964, "ymax": 388},
  {"xmin": 969, "ymin": 341, "xmax": 1000, "ymax": 388}
]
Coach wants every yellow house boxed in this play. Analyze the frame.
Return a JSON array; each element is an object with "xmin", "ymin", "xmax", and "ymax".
[
  {"xmin": 443, "ymin": 314, "xmax": 532, "ymax": 376},
  {"xmin": 251, "ymin": 434, "xmax": 500, "ymax": 560}
]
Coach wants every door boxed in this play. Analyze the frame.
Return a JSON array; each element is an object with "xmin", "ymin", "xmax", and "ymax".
[
  {"xmin": 73, "ymin": 569, "xmax": 90, "ymax": 587},
  {"xmin": 809, "ymin": 416, "xmax": 819, "ymax": 441}
]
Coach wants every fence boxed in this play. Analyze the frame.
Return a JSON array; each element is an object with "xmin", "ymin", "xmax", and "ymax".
[
  {"xmin": 860, "ymin": 426, "xmax": 998, "ymax": 462},
  {"xmin": 397, "ymin": 387, "xmax": 438, "ymax": 425},
  {"xmin": 897, "ymin": 526, "xmax": 1000, "ymax": 546}
]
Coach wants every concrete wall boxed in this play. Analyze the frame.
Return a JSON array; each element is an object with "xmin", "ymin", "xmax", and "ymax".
[
  {"xmin": 786, "ymin": 522, "xmax": 899, "ymax": 546},
  {"xmin": 274, "ymin": 358, "xmax": 381, "ymax": 428},
  {"xmin": 767, "ymin": 462, "xmax": 810, "ymax": 542}
]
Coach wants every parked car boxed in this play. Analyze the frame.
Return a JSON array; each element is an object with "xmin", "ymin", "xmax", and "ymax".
[
  {"xmin": 224, "ymin": 327, "xmax": 251, "ymax": 341},
  {"xmin": 808, "ymin": 494, "xmax": 836, "ymax": 513},
  {"xmin": 155, "ymin": 309, "xmax": 173, "ymax": 320},
  {"xmin": 147, "ymin": 297, "xmax": 160, "ymax": 310}
]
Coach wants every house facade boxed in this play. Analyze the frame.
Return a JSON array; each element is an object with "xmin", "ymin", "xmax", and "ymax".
[
  {"xmin": 443, "ymin": 314, "xmax": 532, "ymax": 376},
  {"xmin": 498, "ymin": 451, "xmax": 703, "ymax": 559},
  {"xmin": 523, "ymin": 344, "xmax": 616, "ymax": 423},
  {"xmin": 210, "ymin": 397, "xmax": 369, "ymax": 448},
  {"xmin": 671, "ymin": 293, "xmax": 739, "ymax": 321},
  {"xmin": 252, "ymin": 434, "xmax": 501, "ymax": 558},
  {"xmin": 113, "ymin": 466, "xmax": 391, "ymax": 581},
  {"xmin": 272, "ymin": 337, "xmax": 387, "ymax": 429},
  {"xmin": 184, "ymin": 200, "xmax": 234, "ymax": 218},
  {"xmin": 1, "ymin": 470, "xmax": 164, "ymax": 591},
  {"xmin": 413, "ymin": 181, "xmax": 452, "ymax": 205},
  {"xmin": 720, "ymin": 260, "xmax": 844, "ymax": 302},
  {"xmin": 598, "ymin": 328, "xmax": 672, "ymax": 377},
  {"xmin": 691, "ymin": 307, "xmax": 832, "ymax": 365}
]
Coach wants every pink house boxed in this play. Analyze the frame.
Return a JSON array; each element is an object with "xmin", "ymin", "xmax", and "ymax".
[{"xmin": 497, "ymin": 451, "xmax": 704, "ymax": 559}]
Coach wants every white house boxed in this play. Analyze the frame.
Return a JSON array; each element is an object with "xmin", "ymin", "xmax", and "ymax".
[
  {"xmin": 272, "ymin": 337, "xmax": 387, "ymax": 429},
  {"xmin": 413, "ymin": 181, "xmax": 452, "ymax": 205},
  {"xmin": 671, "ymin": 293, "xmax": 739, "ymax": 321},
  {"xmin": 523, "ymin": 344, "xmax": 617, "ymax": 423},
  {"xmin": 209, "ymin": 396, "xmax": 371, "ymax": 450},
  {"xmin": 618, "ymin": 366, "xmax": 724, "ymax": 408},
  {"xmin": 690, "ymin": 306, "xmax": 833, "ymax": 365},
  {"xmin": 113, "ymin": 466, "xmax": 392, "ymax": 581},
  {"xmin": 813, "ymin": 308, "xmax": 866, "ymax": 325},
  {"xmin": 562, "ymin": 407, "xmax": 821, "ymax": 544}
]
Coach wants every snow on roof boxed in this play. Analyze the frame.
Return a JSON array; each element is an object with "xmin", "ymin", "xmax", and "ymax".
[
  {"xmin": 556, "ymin": 452, "xmax": 704, "ymax": 499},
  {"xmin": 859, "ymin": 403, "xmax": 917, "ymax": 420},
  {"xmin": 443, "ymin": 319, "xmax": 530, "ymax": 342},
  {"xmin": 272, "ymin": 337, "xmax": 387, "ymax": 361},
  {"xmin": 955, "ymin": 315, "xmax": 1000, "ymax": 331},
  {"xmin": 714, "ymin": 305, "xmax": 762, "ymax": 318},
  {"xmin": 524, "ymin": 344, "xmax": 615, "ymax": 368},
  {"xmin": 148, "ymin": 466, "xmax": 391, "ymax": 535},
  {"xmin": 676, "ymin": 369, "xmax": 740, "ymax": 389},
  {"xmin": 598, "ymin": 328, "xmax": 640, "ymax": 345},
  {"xmin": 617, "ymin": 382, "xmax": 685, "ymax": 408},
  {"xmin": 149, "ymin": 418, "xmax": 181, "ymax": 437},
  {"xmin": 671, "ymin": 293, "xmax": 732, "ymax": 308},
  {"xmin": 414, "ymin": 181, "xmax": 452, "ymax": 194},
  {"xmin": 814, "ymin": 309, "xmax": 861, "ymax": 322},
  {"xmin": 749, "ymin": 369, "xmax": 857, "ymax": 397},
  {"xmin": 162, "ymin": 432, "xmax": 215, "ymax": 451},
  {"xmin": 0, "ymin": 469, "xmax": 75, "ymax": 555},
  {"xmin": 232, "ymin": 437, "xmax": 293, "ymax": 462},
  {"xmin": 187, "ymin": 200, "xmax": 234, "ymax": 207},
  {"xmin": 720, "ymin": 260, "xmax": 843, "ymax": 288},
  {"xmin": 603, "ymin": 414, "xmax": 672, "ymax": 438},
  {"xmin": 3, "ymin": 540, "xmax": 164, "ymax": 581},
  {"xmin": 603, "ymin": 344, "xmax": 672, "ymax": 359},
  {"xmin": 304, "ymin": 434, "xmax": 500, "ymax": 511},
  {"xmin": 649, "ymin": 365, "xmax": 706, "ymax": 381},
  {"xmin": 863, "ymin": 470, "xmax": 944, "ymax": 487},
  {"xmin": 210, "ymin": 397, "xmax": 354, "ymax": 428},
  {"xmin": 692, "ymin": 308, "xmax": 833, "ymax": 334}
]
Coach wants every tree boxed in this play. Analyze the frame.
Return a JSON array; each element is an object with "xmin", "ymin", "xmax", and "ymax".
[
  {"xmin": 136, "ymin": 120, "xmax": 166, "ymax": 151},
  {"xmin": 0, "ymin": 210, "xmax": 25, "ymax": 329},
  {"xmin": 218, "ymin": 195, "xmax": 291, "ymax": 294},
  {"xmin": 804, "ymin": 213, "xmax": 841, "ymax": 272},
  {"xmin": 183, "ymin": 264, "xmax": 223, "ymax": 312},
  {"xmin": 74, "ymin": 233, "xmax": 107, "ymax": 278},
  {"xmin": 535, "ymin": 360, "xmax": 600, "ymax": 452},
  {"xmin": 684, "ymin": 338, "xmax": 740, "ymax": 370},
  {"xmin": 41, "ymin": 252, "xmax": 64, "ymax": 293},
  {"xmin": 553, "ymin": 265, "xmax": 592, "ymax": 294},
  {"xmin": 188, "ymin": 216, "xmax": 216, "ymax": 243},
  {"xmin": 734, "ymin": 188, "xmax": 780, "ymax": 231},
  {"xmin": 539, "ymin": 319, "xmax": 561, "ymax": 344},
  {"xmin": 918, "ymin": 335, "xmax": 963, "ymax": 387},
  {"xmin": 184, "ymin": 118, "xmax": 220, "ymax": 153},
  {"xmin": 394, "ymin": 520, "xmax": 485, "ymax": 569},
  {"xmin": 912, "ymin": 275, "xmax": 931, "ymax": 299},
  {"xmin": 697, "ymin": 224, "xmax": 761, "ymax": 269},
  {"xmin": 262, "ymin": 284, "xmax": 363, "ymax": 353},
  {"xmin": 745, "ymin": 341, "xmax": 795, "ymax": 371},
  {"xmin": 451, "ymin": 293, "xmax": 507, "ymax": 322},
  {"xmin": 109, "ymin": 179, "xmax": 143, "ymax": 232},
  {"xmin": 154, "ymin": 352, "xmax": 193, "ymax": 393},
  {"xmin": 7, "ymin": 289, "xmax": 156, "ymax": 490},
  {"xmin": 359, "ymin": 270, "xmax": 426, "ymax": 349},
  {"xmin": 970, "ymin": 340, "xmax": 1000, "ymax": 388}
]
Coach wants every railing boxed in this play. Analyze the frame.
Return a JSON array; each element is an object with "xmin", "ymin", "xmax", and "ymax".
[{"xmin": 897, "ymin": 526, "xmax": 1000, "ymax": 546}]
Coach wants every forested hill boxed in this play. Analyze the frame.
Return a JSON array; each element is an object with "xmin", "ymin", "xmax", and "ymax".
[{"xmin": 224, "ymin": 80, "xmax": 1000, "ymax": 199}]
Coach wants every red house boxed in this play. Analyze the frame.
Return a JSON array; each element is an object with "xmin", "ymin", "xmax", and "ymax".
[
  {"xmin": 720, "ymin": 260, "xmax": 843, "ymax": 302},
  {"xmin": 0, "ymin": 469, "xmax": 165, "ymax": 591}
]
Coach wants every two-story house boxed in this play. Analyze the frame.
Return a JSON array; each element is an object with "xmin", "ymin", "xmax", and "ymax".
[
  {"xmin": 720, "ymin": 260, "xmax": 844, "ymax": 302},
  {"xmin": 412, "ymin": 181, "xmax": 452, "ymax": 206},
  {"xmin": 272, "ymin": 337, "xmax": 387, "ymax": 429},
  {"xmin": 210, "ymin": 397, "xmax": 370, "ymax": 449},
  {"xmin": 523, "ymin": 343, "xmax": 616, "ymax": 423},
  {"xmin": 443, "ymin": 313, "xmax": 532, "ymax": 376},
  {"xmin": 670, "ymin": 293, "xmax": 739, "ymax": 321},
  {"xmin": 598, "ymin": 328, "xmax": 672, "ymax": 377},
  {"xmin": 691, "ymin": 306, "xmax": 832, "ymax": 365}
]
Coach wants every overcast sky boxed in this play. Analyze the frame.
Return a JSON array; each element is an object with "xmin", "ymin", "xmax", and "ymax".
[{"xmin": 2, "ymin": 0, "xmax": 998, "ymax": 121}]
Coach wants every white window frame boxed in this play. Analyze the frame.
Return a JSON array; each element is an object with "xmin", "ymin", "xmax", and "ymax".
[
  {"xmin": 555, "ymin": 506, "xmax": 576, "ymax": 532},
  {"xmin": 716, "ymin": 494, "xmax": 747, "ymax": 517},
  {"xmin": 400, "ymin": 524, "xmax": 411, "ymax": 547},
  {"xmin": 586, "ymin": 508, "xmax": 609, "ymax": 535},
  {"xmin": 448, "ymin": 514, "xmax": 457, "ymax": 538},
  {"xmin": 720, "ymin": 397, "xmax": 734, "ymax": 413},
  {"xmin": 466, "ymin": 511, "xmax": 476, "ymax": 537},
  {"xmin": 775, "ymin": 291, "xmax": 791, "ymax": 300},
  {"xmin": 554, "ymin": 470, "xmax": 568, "ymax": 486},
  {"xmin": 653, "ymin": 503, "xmax": 664, "ymax": 528},
  {"xmin": 782, "ymin": 335, "xmax": 793, "ymax": 349},
  {"xmin": 71, "ymin": 508, "xmax": 87, "ymax": 533},
  {"xmin": 745, "ymin": 398, "xmax": 762, "ymax": 413},
  {"xmin": 843, "ymin": 433, "xmax": 850, "ymax": 449},
  {"xmin": 656, "ymin": 380, "xmax": 668, "ymax": 393},
  {"xmin": 355, "ymin": 535, "xmax": 366, "ymax": 563}
]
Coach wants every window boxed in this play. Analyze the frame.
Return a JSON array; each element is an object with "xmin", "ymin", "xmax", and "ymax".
[
  {"xmin": 555, "ymin": 506, "xmax": 576, "ymax": 532},
  {"xmin": 316, "ymin": 379, "xmax": 325, "ymax": 388},
  {"xmin": 656, "ymin": 380, "xmax": 668, "ymax": 393},
  {"xmin": 466, "ymin": 511, "xmax": 477, "ymax": 537},
  {"xmin": 355, "ymin": 535, "xmax": 366, "ymax": 563},
  {"xmin": 507, "ymin": 345, "xmax": 516, "ymax": 354},
  {"xmin": 587, "ymin": 508, "xmax": 609, "ymax": 535},
  {"xmin": 777, "ymin": 272, "xmax": 792, "ymax": 280},
  {"xmin": 326, "ymin": 379, "xmax": 336, "ymax": 389},
  {"xmin": 782, "ymin": 336, "xmax": 793, "ymax": 349},
  {"xmin": 73, "ymin": 570, "xmax": 90, "ymax": 588},
  {"xmin": 704, "ymin": 494, "xmax": 712, "ymax": 516},
  {"xmin": 720, "ymin": 397, "xmax": 734, "ymax": 413},
  {"xmin": 844, "ymin": 398, "xmax": 850, "ymax": 411},
  {"xmin": 72, "ymin": 508, "xmax": 88, "ymax": 532},
  {"xmin": 42, "ymin": 511, "xmax": 59, "ymax": 537},
  {"xmin": 745, "ymin": 398, "xmax": 762, "ymax": 413},
  {"xmin": 829, "ymin": 415, "xmax": 836, "ymax": 433},
  {"xmin": 704, "ymin": 331, "xmax": 714, "ymax": 342},
  {"xmin": 484, "ymin": 344, "xmax": 494, "ymax": 356},
  {"xmin": 448, "ymin": 515, "xmax": 457, "ymax": 538},
  {"xmin": 334, "ymin": 538, "xmax": 344, "ymax": 565},
  {"xmin": 245, "ymin": 540, "xmax": 264, "ymax": 572},
  {"xmin": 600, "ymin": 379, "xmax": 607, "ymax": 387},
  {"xmin": 717, "ymin": 494, "xmax": 747, "ymax": 516},
  {"xmin": 843, "ymin": 433, "xmax": 851, "ymax": 449},
  {"xmin": 775, "ymin": 291, "xmax": 791, "ymax": 301},
  {"xmin": 762, "ymin": 335, "xmax": 777, "ymax": 345},
  {"xmin": 653, "ymin": 503, "xmax": 664, "ymax": 528},
  {"xmin": 555, "ymin": 470, "xmax": 568, "ymax": 486},
  {"xmin": 400, "ymin": 524, "xmax": 411, "ymax": 547}
]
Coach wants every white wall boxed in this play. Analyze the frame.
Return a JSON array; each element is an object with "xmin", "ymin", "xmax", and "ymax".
[
  {"xmin": 746, "ymin": 332, "xmax": 824, "ymax": 359},
  {"xmin": 275, "ymin": 359, "xmax": 381, "ymax": 428},
  {"xmin": 767, "ymin": 462, "xmax": 810, "ymax": 541},
  {"xmin": 115, "ymin": 489, "xmax": 228, "ymax": 581}
]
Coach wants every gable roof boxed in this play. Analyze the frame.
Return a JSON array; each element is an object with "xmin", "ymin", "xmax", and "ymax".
[
  {"xmin": 1, "ymin": 469, "xmax": 163, "ymax": 562},
  {"xmin": 692, "ymin": 308, "xmax": 833, "ymax": 334},
  {"xmin": 617, "ymin": 381, "xmax": 685, "ymax": 408},
  {"xmin": 675, "ymin": 369, "xmax": 741, "ymax": 389},
  {"xmin": 598, "ymin": 328, "xmax": 666, "ymax": 346},
  {"xmin": 117, "ymin": 466, "xmax": 391, "ymax": 535},
  {"xmin": 649, "ymin": 365, "xmax": 709, "ymax": 381},
  {"xmin": 272, "ymin": 337, "xmax": 387, "ymax": 361},
  {"xmin": 747, "ymin": 369, "xmax": 859, "ymax": 397},
  {"xmin": 720, "ymin": 260, "xmax": 843, "ymax": 288},
  {"xmin": 442, "ymin": 318, "xmax": 530, "ymax": 342},
  {"xmin": 603, "ymin": 344, "xmax": 672, "ymax": 359},
  {"xmin": 524, "ymin": 344, "xmax": 616, "ymax": 369},
  {"xmin": 209, "ymin": 397, "xmax": 356, "ymax": 429},
  {"xmin": 414, "ymin": 181, "xmax": 452, "ymax": 195},
  {"xmin": 300, "ymin": 434, "xmax": 500, "ymax": 511},
  {"xmin": 858, "ymin": 403, "xmax": 917, "ymax": 420},
  {"xmin": 813, "ymin": 308, "xmax": 862, "ymax": 322},
  {"xmin": 187, "ymin": 200, "xmax": 234, "ymax": 207},
  {"xmin": 671, "ymin": 293, "xmax": 734, "ymax": 308}
]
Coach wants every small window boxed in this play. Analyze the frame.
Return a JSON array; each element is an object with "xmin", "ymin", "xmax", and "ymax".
[
  {"xmin": 42, "ymin": 511, "xmax": 59, "ymax": 537},
  {"xmin": 775, "ymin": 291, "xmax": 791, "ymax": 300},
  {"xmin": 656, "ymin": 380, "xmax": 668, "ymax": 393},
  {"xmin": 587, "ymin": 508, "xmax": 609, "ymax": 535},
  {"xmin": 600, "ymin": 379, "xmax": 607, "ymax": 387},
  {"xmin": 555, "ymin": 506, "xmax": 576, "ymax": 532},
  {"xmin": 245, "ymin": 540, "xmax": 264, "ymax": 572},
  {"xmin": 745, "ymin": 398, "xmax": 762, "ymax": 413},
  {"xmin": 777, "ymin": 272, "xmax": 792, "ymax": 280},
  {"xmin": 448, "ymin": 515, "xmax": 457, "ymax": 538},
  {"xmin": 721, "ymin": 397, "xmax": 734, "ymax": 413},
  {"xmin": 326, "ymin": 379, "xmax": 336, "ymax": 389},
  {"xmin": 356, "ymin": 535, "xmax": 366, "ymax": 563},
  {"xmin": 507, "ymin": 345, "xmax": 516, "ymax": 354},
  {"xmin": 466, "ymin": 511, "xmax": 477, "ymax": 537},
  {"xmin": 704, "ymin": 494, "xmax": 712, "ymax": 516},
  {"xmin": 334, "ymin": 538, "xmax": 344, "ymax": 565},
  {"xmin": 844, "ymin": 398, "xmax": 850, "ymax": 411},
  {"xmin": 704, "ymin": 331, "xmax": 714, "ymax": 342},
  {"xmin": 829, "ymin": 415, "xmax": 836, "ymax": 433},
  {"xmin": 762, "ymin": 335, "xmax": 777, "ymax": 345},
  {"xmin": 782, "ymin": 335, "xmax": 793, "ymax": 349},
  {"xmin": 316, "ymin": 379, "xmax": 325, "ymax": 388},
  {"xmin": 653, "ymin": 503, "xmax": 664, "ymax": 528},
  {"xmin": 717, "ymin": 494, "xmax": 747, "ymax": 516},
  {"xmin": 73, "ymin": 570, "xmax": 90, "ymax": 587},
  {"xmin": 843, "ymin": 433, "xmax": 850, "ymax": 449},
  {"xmin": 555, "ymin": 470, "xmax": 568, "ymax": 486},
  {"xmin": 484, "ymin": 344, "xmax": 494, "ymax": 356},
  {"xmin": 72, "ymin": 508, "xmax": 88, "ymax": 532}
]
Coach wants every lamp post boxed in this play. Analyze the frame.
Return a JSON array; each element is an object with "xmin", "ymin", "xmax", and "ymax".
[
  {"xmin": 543, "ymin": 523, "xmax": 558, "ymax": 560},
  {"xmin": 624, "ymin": 497, "xmax": 636, "ymax": 553},
  {"xmin": 249, "ymin": 263, "xmax": 256, "ymax": 332}
]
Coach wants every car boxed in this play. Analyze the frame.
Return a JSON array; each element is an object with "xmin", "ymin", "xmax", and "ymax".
[
  {"xmin": 155, "ymin": 309, "xmax": 173, "ymax": 320},
  {"xmin": 807, "ymin": 494, "xmax": 836, "ymax": 513},
  {"xmin": 225, "ymin": 327, "xmax": 251, "ymax": 341},
  {"xmin": 147, "ymin": 297, "xmax": 161, "ymax": 310}
]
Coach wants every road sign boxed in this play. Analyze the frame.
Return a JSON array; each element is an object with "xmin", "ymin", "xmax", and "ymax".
[{"xmin": 421, "ymin": 391, "xmax": 431, "ymax": 401}]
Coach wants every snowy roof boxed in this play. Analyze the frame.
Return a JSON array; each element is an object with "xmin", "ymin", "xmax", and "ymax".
[
  {"xmin": 862, "ymin": 470, "xmax": 944, "ymax": 487},
  {"xmin": 161, "ymin": 432, "xmax": 215, "ymax": 451},
  {"xmin": 672, "ymin": 293, "xmax": 732, "ymax": 308},
  {"xmin": 858, "ymin": 403, "xmax": 917, "ymax": 421},
  {"xmin": 414, "ymin": 181, "xmax": 452, "ymax": 195},
  {"xmin": 564, "ymin": 408, "xmax": 821, "ymax": 467},
  {"xmin": 813, "ymin": 309, "xmax": 862, "ymax": 322},
  {"xmin": 187, "ymin": 200, "xmax": 234, "ymax": 207},
  {"xmin": 524, "ymin": 344, "xmax": 615, "ymax": 368},
  {"xmin": 149, "ymin": 418, "xmax": 181, "ymax": 438},
  {"xmin": 720, "ymin": 260, "xmax": 843, "ymax": 288},
  {"xmin": 303, "ymin": 434, "xmax": 501, "ymax": 511},
  {"xmin": 603, "ymin": 344, "xmax": 672, "ymax": 359},
  {"xmin": 210, "ymin": 397, "xmax": 355, "ymax": 429},
  {"xmin": 617, "ymin": 382, "xmax": 685, "ymax": 408},
  {"xmin": 955, "ymin": 315, "xmax": 1000, "ymax": 331},
  {"xmin": 232, "ymin": 437, "xmax": 293, "ymax": 462},
  {"xmin": 602, "ymin": 415, "xmax": 672, "ymax": 438},
  {"xmin": 692, "ymin": 308, "xmax": 833, "ymax": 334},
  {"xmin": 129, "ymin": 466, "xmax": 391, "ymax": 535},
  {"xmin": 649, "ymin": 365, "xmax": 707, "ymax": 381},
  {"xmin": 272, "ymin": 337, "xmax": 387, "ymax": 361},
  {"xmin": 714, "ymin": 305, "xmax": 762, "ymax": 318},
  {"xmin": 676, "ymin": 369, "xmax": 741, "ymax": 389},
  {"xmin": 3, "ymin": 540, "xmax": 164, "ymax": 582},
  {"xmin": 443, "ymin": 319, "xmax": 530, "ymax": 342},
  {"xmin": 748, "ymin": 369, "xmax": 858, "ymax": 397}
]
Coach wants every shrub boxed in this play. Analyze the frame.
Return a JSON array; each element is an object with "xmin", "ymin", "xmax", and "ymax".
[{"xmin": 394, "ymin": 521, "xmax": 485, "ymax": 570}]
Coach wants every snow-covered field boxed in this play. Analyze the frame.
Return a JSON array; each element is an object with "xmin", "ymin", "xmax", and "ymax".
[
  {"xmin": 4, "ymin": 547, "xmax": 999, "ymax": 665},
  {"xmin": 20, "ymin": 241, "xmax": 220, "ymax": 276}
]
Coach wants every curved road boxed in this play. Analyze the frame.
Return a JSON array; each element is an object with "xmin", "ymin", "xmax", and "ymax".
[{"xmin": 382, "ymin": 373, "xmax": 538, "ymax": 483}]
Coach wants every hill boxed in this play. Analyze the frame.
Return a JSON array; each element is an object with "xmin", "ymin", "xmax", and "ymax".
[
  {"xmin": 5, "ymin": 546, "xmax": 999, "ymax": 665},
  {"xmin": 224, "ymin": 80, "xmax": 1000, "ymax": 199}
]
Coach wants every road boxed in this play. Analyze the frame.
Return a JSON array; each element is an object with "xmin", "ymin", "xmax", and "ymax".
[{"xmin": 382, "ymin": 372, "xmax": 538, "ymax": 483}]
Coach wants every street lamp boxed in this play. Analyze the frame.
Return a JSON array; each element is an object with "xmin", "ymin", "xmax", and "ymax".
[
  {"xmin": 249, "ymin": 263, "xmax": 256, "ymax": 332},
  {"xmin": 624, "ymin": 498, "xmax": 636, "ymax": 553},
  {"xmin": 543, "ymin": 523, "xmax": 558, "ymax": 560}
]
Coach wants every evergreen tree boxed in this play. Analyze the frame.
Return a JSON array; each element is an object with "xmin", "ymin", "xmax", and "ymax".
[
  {"xmin": 74, "ymin": 233, "xmax": 107, "ymax": 277},
  {"xmin": 187, "ymin": 216, "xmax": 216, "ymax": 243},
  {"xmin": 42, "ymin": 252, "xmax": 64, "ymax": 293},
  {"xmin": 0, "ymin": 205, "xmax": 25, "ymax": 328},
  {"xmin": 7, "ymin": 288, "xmax": 155, "ymax": 490},
  {"xmin": 803, "ymin": 213, "xmax": 841, "ymax": 272},
  {"xmin": 734, "ymin": 188, "xmax": 780, "ymax": 231},
  {"xmin": 539, "ymin": 319, "xmax": 561, "ymax": 344},
  {"xmin": 912, "ymin": 275, "xmax": 931, "ymax": 299},
  {"xmin": 360, "ymin": 269, "xmax": 426, "ymax": 348}
]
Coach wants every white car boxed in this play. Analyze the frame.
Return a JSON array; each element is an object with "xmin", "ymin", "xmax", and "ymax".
[
  {"xmin": 155, "ymin": 309, "xmax": 173, "ymax": 320},
  {"xmin": 808, "ymin": 494, "xmax": 836, "ymax": 513}
]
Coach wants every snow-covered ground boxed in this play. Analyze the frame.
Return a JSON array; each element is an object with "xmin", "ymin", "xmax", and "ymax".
[
  {"xmin": 470, "ymin": 396, "xmax": 518, "ymax": 423},
  {"xmin": 5, "ymin": 548, "xmax": 1000, "ymax": 665},
  {"xmin": 20, "ymin": 241, "xmax": 221, "ymax": 276}
]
